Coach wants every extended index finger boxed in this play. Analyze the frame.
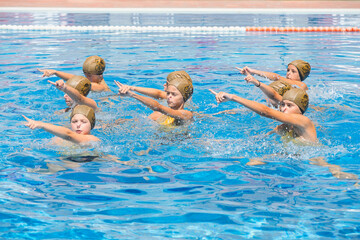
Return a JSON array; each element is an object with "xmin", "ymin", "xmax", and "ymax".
[
  {"xmin": 209, "ymin": 89, "xmax": 218, "ymax": 95},
  {"xmin": 22, "ymin": 115, "xmax": 30, "ymax": 121},
  {"xmin": 114, "ymin": 80, "xmax": 123, "ymax": 88},
  {"xmin": 48, "ymin": 80, "xmax": 56, "ymax": 86}
]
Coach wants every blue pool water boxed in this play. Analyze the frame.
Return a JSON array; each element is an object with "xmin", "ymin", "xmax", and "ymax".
[{"xmin": 0, "ymin": 11, "xmax": 360, "ymax": 239}]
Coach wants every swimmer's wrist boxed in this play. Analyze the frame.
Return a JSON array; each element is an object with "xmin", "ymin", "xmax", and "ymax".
[
  {"xmin": 37, "ymin": 122, "xmax": 44, "ymax": 130},
  {"xmin": 256, "ymin": 81, "xmax": 261, "ymax": 87},
  {"xmin": 251, "ymin": 69, "xmax": 259, "ymax": 75},
  {"xmin": 128, "ymin": 91, "xmax": 135, "ymax": 97}
]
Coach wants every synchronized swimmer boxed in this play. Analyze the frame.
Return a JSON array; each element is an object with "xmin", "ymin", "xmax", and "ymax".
[
  {"xmin": 38, "ymin": 55, "xmax": 110, "ymax": 92},
  {"xmin": 22, "ymin": 56, "xmax": 360, "ymax": 180},
  {"xmin": 24, "ymin": 56, "xmax": 317, "ymax": 145},
  {"xmin": 115, "ymin": 70, "xmax": 194, "ymax": 126},
  {"xmin": 23, "ymin": 105, "xmax": 99, "ymax": 145}
]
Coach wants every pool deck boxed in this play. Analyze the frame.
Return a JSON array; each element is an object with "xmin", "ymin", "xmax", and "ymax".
[{"xmin": 0, "ymin": 0, "xmax": 359, "ymax": 9}]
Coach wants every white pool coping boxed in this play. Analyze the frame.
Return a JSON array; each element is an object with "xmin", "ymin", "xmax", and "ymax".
[{"xmin": 1, "ymin": 7, "xmax": 360, "ymax": 14}]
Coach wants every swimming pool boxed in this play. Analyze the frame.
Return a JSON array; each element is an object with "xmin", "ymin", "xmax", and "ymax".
[{"xmin": 1, "ymin": 10, "xmax": 360, "ymax": 239}]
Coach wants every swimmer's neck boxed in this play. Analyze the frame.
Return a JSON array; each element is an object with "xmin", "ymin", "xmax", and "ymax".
[
  {"xmin": 87, "ymin": 74, "xmax": 104, "ymax": 84},
  {"xmin": 169, "ymin": 102, "xmax": 185, "ymax": 110},
  {"xmin": 91, "ymin": 78, "xmax": 104, "ymax": 84},
  {"xmin": 170, "ymin": 106, "xmax": 184, "ymax": 110}
]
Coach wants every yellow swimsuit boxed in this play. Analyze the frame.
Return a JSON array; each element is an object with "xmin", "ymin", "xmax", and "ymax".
[
  {"xmin": 280, "ymin": 129, "xmax": 320, "ymax": 146},
  {"xmin": 160, "ymin": 115, "xmax": 175, "ymax": 126},
  {"xmin": 156, "ymin": 114, "xmax": 178, "ymax": 126},
  {"xmin": 280, "ymin": 129, "xmax": 295, "ymax": 143}
]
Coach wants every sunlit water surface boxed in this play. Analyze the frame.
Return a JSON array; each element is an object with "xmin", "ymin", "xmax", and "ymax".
[{"xmin": 0, "ymin": 12, "xmax": 359, "ymax": 239}]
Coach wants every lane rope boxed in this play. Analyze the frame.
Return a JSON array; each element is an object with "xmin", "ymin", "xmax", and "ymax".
[
  {"xmin": 245, "ymin": 26, "xmax": 359, "ymax": 32},
  {"xmin": 0, "ymin": 25, "xmax": 359, "ymax": 32}
]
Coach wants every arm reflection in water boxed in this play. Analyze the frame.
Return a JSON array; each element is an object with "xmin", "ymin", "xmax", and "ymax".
[
  {"xmin": 310, "ymin": 157, "xmax": 358, "ymax": 180},
  {"xmin": 26, "ymin": 154, "xmax": 140, "ymax": 175},
  {"xmin": 246, "ymin": 154, "xmax": 358, "ymax": 181}
]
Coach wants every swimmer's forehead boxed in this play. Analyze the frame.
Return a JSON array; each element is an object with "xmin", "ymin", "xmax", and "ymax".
[
  {"xmin": 71, "ymin": 113, "xmax": 88, "ymax": 119},
  {"xmin": 165, "ymin": 85, "xmax": 181, "ymax": 93},
  {"xmin": 281, "ymin": 99, "xmax": 297, "ymax": 105}
]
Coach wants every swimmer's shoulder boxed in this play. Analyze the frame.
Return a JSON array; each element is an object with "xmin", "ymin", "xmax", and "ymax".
[
  {"xmin": 91, "ymin": 80, "xmax": 111, "ymax": 92},
  {"xmin": 76, "ymin": 134, "xmax": 101, "ymax": 145}
]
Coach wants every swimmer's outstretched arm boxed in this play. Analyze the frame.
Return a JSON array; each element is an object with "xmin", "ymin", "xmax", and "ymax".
[
  {"xmin": 209, "ymin": 89, "xmax": 316, "ymax": 142},
  {"xmin": 210, "ymin": 89, "xmax": 279, "ymax": 118},
  {"xmin": 240, "ymin": 68, "xmax": 283, "ymax": 105},
  {"xmin": 237, "ymin": 66, "xmax": 308, "ymax": 90},
  {"xmin": 48, "ymin": 80, "xmax": 98, "ymax": 110},
  {"xmin": 134, "ymin": 86, "xmax": 167, "ymax": 99},
  {"xmin": 114, "ymin": 82, "xmax": 166, "ymax": 100},
  {"xmin": 22, "ymin": 115, "xmax": 100, "ymax": 143},
  {"xmin": 115, "ymin": 81, "xmax": 192, "ymax": 120},
  {"xmin": 238, "ymin": 66, "xmax": 282, "ymax": 81},
  {"xmin": 210, "ymin": 89, "xmax": 302, "ymax": 125},
  {"xmin": 37, "ymin": 68, "xmax": 75, "ymax": 81}
]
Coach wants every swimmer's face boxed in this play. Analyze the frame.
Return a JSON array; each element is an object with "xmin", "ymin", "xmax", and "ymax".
[
  {"xmin": 286, "ymin": 64, "xmax": 301, "ymax": 81},
  {"xmin": 64, "ymin": 94, "xmax": 74, "ymax": 107},
  {"xmin": 166, "ymin": 85, "xmax": 184, "ymax": 109},
  {"xmin": 70, "ymin": 114, "xmax": 91, "ymax": 135},
  {"xmin": 279, "ymin": 100, "xmax": 302, "ymax": 114}
]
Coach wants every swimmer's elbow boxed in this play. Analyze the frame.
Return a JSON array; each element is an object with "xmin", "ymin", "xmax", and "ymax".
[
  {"xmin": 147, "ymin": 100, "xmax": 162, "ymax": 112},
  {"xmin": 296, "ymin": 81, "xmax": 308, "ymax": 91},
  {"xmin": 258, "ymin": 105, "xmax": 272, "ymax": 117},
  {"xmin": 64, "ymin": 130, "xmax": 79, "ymax": 143},
  {"xmin": 181, "ymin": 112, "xmax": 193, "ymax": 121},
  {"xmin": 152, "ymin": 101, "xmax": 162, "ymax": 111},
  {"xmin": 273, "ymin": 74, "xmax": 281, "ymax": 80},
  {"xmin": 64, "ymin": 130, "xmax": 74, "ymax": 139}
]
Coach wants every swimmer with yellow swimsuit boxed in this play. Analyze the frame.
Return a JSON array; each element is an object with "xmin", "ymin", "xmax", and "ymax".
[
  {"xmin": 38, "ymin": 55, "xmax": 110, "ymax": 92},
  {"xmin": 223, "ymin": 69, "xmax": 357, "ymax": 180},
  {"xmin": 210, "ymin": 85, "xmax": 317, "ymax": 143},
  {"xmin": 115, "ymin": 72, "xmax": 194, "ymax": 126},
  {"xmin": 116, "ymin": 70, "xmax": 193, "ymax": 101},
  {"xmin": 238, "ymin": 59, "xmax": 311, "ymax": 91}
]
